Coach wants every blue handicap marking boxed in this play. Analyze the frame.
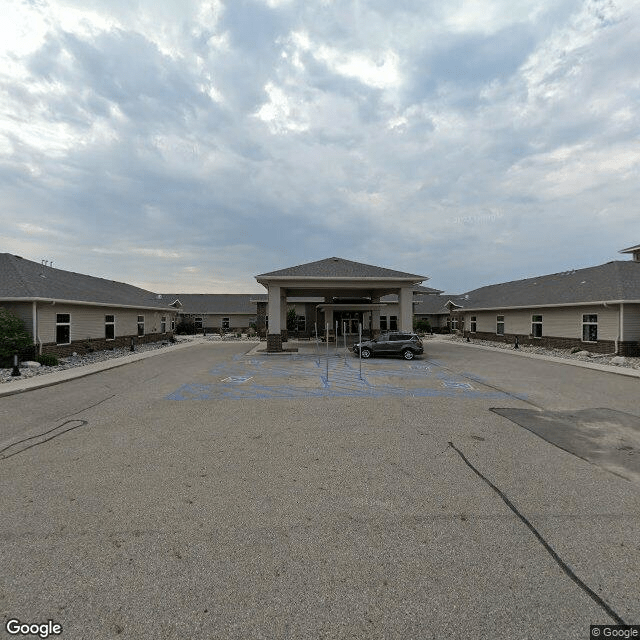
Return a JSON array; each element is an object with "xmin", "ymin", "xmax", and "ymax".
[{"xmin": 441, "ymin": 380, "xmax": 474, "ymax": 390}]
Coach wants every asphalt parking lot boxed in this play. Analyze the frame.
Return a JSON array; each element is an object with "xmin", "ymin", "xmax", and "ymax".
[{"xmin": 1, "ymin": 340, "xmax": 638, "ymax": 639}]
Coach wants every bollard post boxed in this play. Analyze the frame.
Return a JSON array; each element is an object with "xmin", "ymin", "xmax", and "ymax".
[
  {"xmin": 325, "ymin": 323, "xmax": 329, "ymax": 382},
  {"xmin": 11, "ymin": 353, "xmax": 20, "ymax": 377},
  {"xmin": 358, "ymin": 323, "xmax": 362, "ymax": 380}
]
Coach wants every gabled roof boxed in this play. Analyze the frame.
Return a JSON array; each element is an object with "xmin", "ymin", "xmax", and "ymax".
[
  {"xmin": 256, "ymin": 257, "xmax": 426, "ymax": 280},
  {"xmin": 0, "ymin": 254, "xmax": 171, "ymax": 309},
  {"xmin": 162, "ymin": 294, "xmax": 260, "ymax": 315},
  {"xmin": 455, "ymin": 261, "xmax": 640, "ymax": 310},
  {"xmin": 414, "ymin": 294, "xmax": 466, "ymax": 315},
  {"xmin": 413, "ymin": 284, "xmax": 443, "ymax": 294}
]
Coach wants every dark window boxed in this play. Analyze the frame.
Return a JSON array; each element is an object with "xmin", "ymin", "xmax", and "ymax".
[
  {"xmin": 137, "ymin": 315, "xmax": 145, "ymax": 336},
  {"xmin": 222, "ymin": 317, "xmax": 230, "ymax": 329},
  {"xmin": 56, "ymin": 314, "xmax": 70, "ymax": 344},
  {"xmin": 389, "ymin": 316, "xmax": 398, "ymax": 331},
  {"xmin": 531, "ymin": 315, "xmax": 543, "ymax": 338},
  {"xmin": 161, "ymin": 316, "xmax": 167, "ymax": 333},
  {"xmin": 496, "ymin": 315, "xmax": 505, "ymax": 335},
  {"xmin": 194, "ymin": 317, "xmax": 203, "ymax": 330},
  {"xmin": 297, "ymin": 315, "xmax": 306, "ymax": 332},
  {"xmin": 470, "ymin": 316, "xmax": 477, "ymax": 333},
  {"xmin": 380, "ymin": 316, "xmax": 387, "ymax": 331},
  {"xmin": 105, "ymin": 315, "xmax": 115, "ymax": 340},
  {"xmin": 582, "ymin": 314, "xmax": 597, "ymax": 342}
]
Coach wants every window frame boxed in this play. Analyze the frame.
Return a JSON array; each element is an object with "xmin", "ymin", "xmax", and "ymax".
[
  {"xmin": 496, "ymin": 315, "xmax": 505, "ymax": 336},
  {"xmin": 389, "ymin": 315, "xmax": 398, "ymax": 331},
  {"xmin": 161, "ymin": 316, "xmax": 167, "ymax": 334},
  {"xmin": 222, "ymin": 317, "xmax": 230, "ymax": 330},
  {"xmin": 137, "ymin": 315, "xmax": 145, "ymax": 337},
  {"xmin": 105, "ymin": 314, "xmax": 115, "ymax": 341},
  {"xmin": 56, "ymin": 313, "xmax": 71, "ymax": 345},
  {"xmin": 380, "ymin": 316, "xmax": 387, "ymax": 331},
  {"xmin": 470, "ymin": 316, "xmax": 477, "ymax": 333},
  {"xmin": 582, "ymin": 314, "xmax": 598, "ymax": 342},
  {"xmin": 531, "ymin": 314, "xmax": 543, "ymax": 338},
  {"xmin": 296, "ymin": 315, "xmax": 306, "ymax": 332},
  {"xmin": 194, "ymin": 317, "xmax": 203, "ymax": 330}
]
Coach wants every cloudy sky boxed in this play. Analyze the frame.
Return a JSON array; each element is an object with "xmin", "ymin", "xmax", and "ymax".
[{"xmin": 1, "ymin": 0, "xmax": 639, "ymax": 294}]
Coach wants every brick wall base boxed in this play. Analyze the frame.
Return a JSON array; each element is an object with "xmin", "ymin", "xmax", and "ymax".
[
  {"xmin": 464, "ymin": 331, "xmax": 628, "ymax": 355},
  {"xmin": 267, "ymin": 333, "xmax": 283, "ymax": 352},
  {"xmin": 41, "ymin": 332, "xmax": 174, "ymax": 358}
]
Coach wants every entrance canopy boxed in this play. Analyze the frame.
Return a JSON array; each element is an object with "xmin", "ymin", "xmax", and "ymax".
[{"xmin": 256, "ymin": 257, "xmax": 428, "ymax": 351}]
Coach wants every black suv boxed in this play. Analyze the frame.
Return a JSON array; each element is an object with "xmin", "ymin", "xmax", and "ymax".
[{"xmin": 352, "ymin": 332, "xmax": 423, "ymax": 360}]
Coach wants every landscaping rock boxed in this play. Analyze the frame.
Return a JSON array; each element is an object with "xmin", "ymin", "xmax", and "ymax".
[
  {"xmin": 22, "ymin": 361, "xmax": 42, "ymax": 368},
  {"xmin": 611, "ymin": 356, "xmax": 627, "ymax": 366}
]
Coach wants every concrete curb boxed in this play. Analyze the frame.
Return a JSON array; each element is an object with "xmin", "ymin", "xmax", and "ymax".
[
  {"xmin": 438, "ymin": 338, "xmax": 640, "ymax": 379},
  {"xmin": 0, "ymin": 338, "xmax": 258, "ymax": 398}
]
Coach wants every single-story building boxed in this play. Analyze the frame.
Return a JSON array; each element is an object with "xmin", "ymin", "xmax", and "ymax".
[
  {"xmin": 0, "ymin": 253, "xmax": 180, "ymax": 357},
  {"xmin": 163, "ymin": 294, "xmax": 265, "ymax": 334},
  {"xmin": 255, "ymin": 257, "xmax": 430, "ymax": 351},
  {"xmin": 452, "ymin": 248, "xmax": 640, "ymax": 356}
]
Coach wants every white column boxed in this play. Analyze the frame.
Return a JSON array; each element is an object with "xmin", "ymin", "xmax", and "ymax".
[
  {"xmin": 371, "ymin": 297, "xmax": 381, "ymax": 336},
  {"xmin": 280, "ymin": 292, "xmax": 287, "ymax": 338},
  {"xmin": 399, "ymin": 287, "xmax": 413, "ymax": 332},
  {"xmin": 268, "ymin": 285, "xmax": 281, "ymax": 334}
]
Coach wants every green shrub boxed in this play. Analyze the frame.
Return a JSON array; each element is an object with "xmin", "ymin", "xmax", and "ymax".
[
  {"xmin": 37, "ymin": 354, "xmax": 59, "ymax": 366},
  {"xmin": 0, "ymin": 307, "xmax": 33, "ymax": 365}
]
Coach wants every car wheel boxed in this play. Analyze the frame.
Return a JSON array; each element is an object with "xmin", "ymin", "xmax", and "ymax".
[
  {"xmin": 402, "ymin": 349, "xmax": 415, "ymax": 360},
  {"xmin": 360, "ymin": 347, "xmax": 372, "ymax": 359}
]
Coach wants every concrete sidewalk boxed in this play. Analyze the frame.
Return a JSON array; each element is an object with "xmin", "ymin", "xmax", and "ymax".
[{"xmin": 0, "ymin": 338, "xmax": 258, "ymax": 398}]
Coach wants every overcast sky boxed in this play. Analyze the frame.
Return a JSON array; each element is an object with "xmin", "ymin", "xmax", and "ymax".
[{"xmin": 1, "ymin": 0, "xmax": 639, "ymax": 294}]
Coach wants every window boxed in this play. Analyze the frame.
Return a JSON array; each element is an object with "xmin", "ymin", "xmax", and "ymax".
[
  {"xmin": 470, "ymin": 316, "xmax": 477, "ymax": 333},
  {"xmin": 496, "ymin": 315, "xmax": 505, "ymax": 335},
  {"xmin": 389, "ymin": 316, "xmax": 398, "ymax": 331},
  {"xmin": 380, "ymin": 316, "xmax": 388, "ymax": 331},
  {"xmin": 531, "ymin": 315, "xmax": 543, "ymax": 338},
  {"xmin": 56, "ymin": 313, "xmax": 70, "ymax": 344},
  {"xmin": 171, "ymin": 318, "xmax": 175, "ymax": 332},
  {"xmin": 105, "ymin": 315, "xmax": 115, "ymax": 340},
  {"xmin": 222, "ymin": 317, "xmax": 230, "ymax": 330},
  {"xmin": 451, "ymin": 317, "xmax": 458, "ymax": 331},
  {"xmin": 137, "ymin": 315, "xmax": 145, "ymax": 336},
  {"xmin": 194, "ymin": 317, "xmax": 203, "ymax": 330},
  {"xmin": 582, "ymin": 314, "xmax": 598, "ymax": 342},
  {"xmin": 297, "ymin": 315, "xmax": 306, "ymax": 332},
  {"xmin": 161, "ymin": 316, "xmax": 167, "ymax": 333}
]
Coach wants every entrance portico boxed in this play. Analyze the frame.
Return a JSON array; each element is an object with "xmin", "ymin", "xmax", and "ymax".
[{"xmin": 256, "ymin": 257, "xmax": 428, "ymax": 352}]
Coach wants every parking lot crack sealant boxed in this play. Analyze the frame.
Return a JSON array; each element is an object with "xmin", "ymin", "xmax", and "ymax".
[{"xmin": 448, "ymin": 441, "xmax": 628, "ymax": 625}]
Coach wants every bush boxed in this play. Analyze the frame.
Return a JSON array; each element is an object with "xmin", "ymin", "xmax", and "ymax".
[
  {"xmin": 175, "ymin": 318, "xmax": 195, "ymax": 335},
  {"xmin": 0, "ymin": 307, "xmax": 33, "ymax": 366},
  {"xmin": 414, "ymin": 319, "xmax": 431, "ymax": 333},
  {"xmin": 37, "ymin": 354, "xmax": 59, "ymax": 366}
]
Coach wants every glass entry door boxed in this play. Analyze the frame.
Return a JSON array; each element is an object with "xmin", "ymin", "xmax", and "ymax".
[{"xmin": 335, "ymin": 311, "xmax": 363, "ymax": 335}]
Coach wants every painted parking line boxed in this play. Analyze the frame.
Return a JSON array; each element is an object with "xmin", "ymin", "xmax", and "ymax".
[{"xmin": 167, "ymin": 352, "xmax": 525, "ymax": 402}]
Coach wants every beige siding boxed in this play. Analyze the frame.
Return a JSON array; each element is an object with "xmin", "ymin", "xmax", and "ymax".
[
  {"xmin": 1, "ymin": 302, "xmax": 34, "ymax": 337},
  {"xmin": 623, "ymin": 304, "xmax": 640, "ymax": 341},
  {"xmin": 203, "ymin": 314, "xmax": 254, "ymax": 328},
  {"xmin": 465, "ymin": 306, "xmax": 620, "ymax": 340},
  {"xmin": 37, "ymin": 304, "xmax": 175, "ymax": 344}
]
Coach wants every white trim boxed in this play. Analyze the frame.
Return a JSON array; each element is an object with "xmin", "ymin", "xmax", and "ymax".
[
  {"xmin": 457, "ymin": 300, "xmax": 640, "ymax": 312},
  {"xmin": 0, "ymin": 297, "xmax": 176, "ymax": 311}
]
